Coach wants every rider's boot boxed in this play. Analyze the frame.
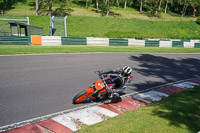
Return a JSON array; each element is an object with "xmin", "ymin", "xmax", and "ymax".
[
  {"xmin": 111, "ymin": 92, "xmax": 121, "ymax": 103},
  {"xmin": 103, "ymin": 92, "xmax": 121, "ymax": 104}
]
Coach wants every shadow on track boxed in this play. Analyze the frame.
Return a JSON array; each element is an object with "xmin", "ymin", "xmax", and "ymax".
[{"xmin": 128, "ymin": 54, "xmax": 200, "ymax": 91}]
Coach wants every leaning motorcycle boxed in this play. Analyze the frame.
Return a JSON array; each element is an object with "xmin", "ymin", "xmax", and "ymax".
[{"xmin": 72, "ymin": 71, "xmax": 133, "ymax": 104}]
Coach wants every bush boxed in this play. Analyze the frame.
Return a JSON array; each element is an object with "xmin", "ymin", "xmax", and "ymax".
[
  {"xmin": 196, "ymin": 17, "xmax": 200, "ymax": 24},
  {"xmin": 53, "ymin": 7, "xmax": 73, "ymax": 16}
]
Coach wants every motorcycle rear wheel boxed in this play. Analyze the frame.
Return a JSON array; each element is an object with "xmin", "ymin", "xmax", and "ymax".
[{"xmin": 72, "ymin": 90, "xmax": 90, "ymax": 104}]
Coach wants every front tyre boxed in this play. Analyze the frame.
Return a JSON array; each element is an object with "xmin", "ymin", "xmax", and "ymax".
[{"xmin": 72, "ymin": 91, "xmax": 90, "ymax": 104}]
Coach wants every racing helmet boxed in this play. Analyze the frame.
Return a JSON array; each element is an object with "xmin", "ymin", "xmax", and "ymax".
[{"xmin": 121, "ymin": 66, "xmax": 132, "ymax": 77}]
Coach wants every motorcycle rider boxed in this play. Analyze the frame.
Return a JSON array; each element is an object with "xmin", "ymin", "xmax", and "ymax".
[{"xmin": 100, "ymin": 66, "xmax": 133, "ymax": 103}]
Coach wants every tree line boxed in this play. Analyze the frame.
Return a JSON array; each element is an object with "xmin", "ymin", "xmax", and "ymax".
[
  {"xmin": 1, "ymin": 0, "xmax": 200, "ymax": 17},
  {"xmin": 35, "ymin": 0, "xmax": 200, "ymax": 17}
]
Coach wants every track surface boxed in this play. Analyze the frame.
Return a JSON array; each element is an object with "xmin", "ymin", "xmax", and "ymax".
[{"xmin": 0, "ymin": 53, "xmax": 200, "ymax": 127}]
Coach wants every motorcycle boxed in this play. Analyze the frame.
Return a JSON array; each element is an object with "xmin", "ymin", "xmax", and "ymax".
[{"xmin": 72, "ymin": 71, "xmax": 133, "ymax": 104}]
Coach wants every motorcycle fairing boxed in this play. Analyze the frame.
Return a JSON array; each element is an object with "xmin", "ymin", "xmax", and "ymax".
[{"xmin": 94, "ymin": 80, "xmax": 105, "ymax": 90}]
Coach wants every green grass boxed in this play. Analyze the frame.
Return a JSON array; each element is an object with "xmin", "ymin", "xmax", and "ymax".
[
  {"xmin": 0, "ymin": 45, "xmax": 200, "ymax": 55},
  {"xmin": 1, "ymin": 3, "xmax": 200, "ymax": 39},
  {"xmin": 25, "ymin": 16, "xmax": 200, "ymax": 39},
  {"xmin": 78, "ymin": 86, "xmax": 200, "ymax": 133}
]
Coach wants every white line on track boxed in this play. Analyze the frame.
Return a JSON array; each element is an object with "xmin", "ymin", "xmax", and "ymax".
[{"xmin": 0, "ymin": 52, "xmax": 200, "ymax": 57}]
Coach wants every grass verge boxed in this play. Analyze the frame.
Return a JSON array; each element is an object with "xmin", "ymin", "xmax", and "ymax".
[
  {"xmin": 78, "ymin": 86, "xmax": 200, "ymax": 133},
  {"xmin": 31, "ymin": 16, "xmax": 200, "ymax": 39},
  {"xmin": 0, "ymin": 15, "xmax": 200, "ymax": 39},
  {"xmin": 0, "ymin": 45, "xmax": 200, "ymax": 55}
]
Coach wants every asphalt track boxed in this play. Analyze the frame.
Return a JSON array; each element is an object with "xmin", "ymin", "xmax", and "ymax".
[{"xmin": 0, "ymin": 53, "xmax": 200, "ymax": 127}]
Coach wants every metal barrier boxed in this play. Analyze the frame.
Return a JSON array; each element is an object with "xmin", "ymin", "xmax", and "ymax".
[{"xmin": 0, "ymin": 36, "xmax": 29, "ymax": 45}]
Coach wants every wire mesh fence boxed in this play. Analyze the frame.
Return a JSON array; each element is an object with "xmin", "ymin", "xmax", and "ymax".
[{"xmin": 52, "ymin": 16, "xmax": 67, "ymax": 36}]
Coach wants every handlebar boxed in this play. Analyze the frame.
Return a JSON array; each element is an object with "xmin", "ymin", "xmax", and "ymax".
[{"xmin": 95, "ymin": 70, "xmax": 102, "ymax": 76}]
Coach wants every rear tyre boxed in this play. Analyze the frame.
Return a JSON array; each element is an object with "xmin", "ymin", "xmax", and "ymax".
[{"xmin": 72, "ymin": 91, "xmax": 90, "ymax": 104}]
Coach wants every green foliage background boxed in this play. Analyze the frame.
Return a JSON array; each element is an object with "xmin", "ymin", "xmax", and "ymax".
[{"xmin": 28, "ymin": 16, "xmax": 200, "ymax": 39}]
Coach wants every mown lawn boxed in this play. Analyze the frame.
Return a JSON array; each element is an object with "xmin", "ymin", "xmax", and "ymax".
[
  {"xmin": 78, "ymin": 86, "xmax": 200, "ymax": 133},
  {"xmin": 30, "ymin": 16, "xmax": 200, "ymax": 39},
  {"xmin": 0, "ymin": 45, "xmax": 200, "ymax": 55},
  {"xmin": 0, "ymin": 15, "xmax": 199, "ymax": 39},
  {"xmin": 0, "ymin": 3, "xmax": 200, "ymax": 39}
]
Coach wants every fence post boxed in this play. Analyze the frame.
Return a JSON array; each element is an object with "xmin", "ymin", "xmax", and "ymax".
[
  {"xmin": 64, "ymin": 16, "xmax": 68, "ymax": 37},
  {"xmin": 27, "ymin": 17, "xmax": 30, "ymax": 25}
]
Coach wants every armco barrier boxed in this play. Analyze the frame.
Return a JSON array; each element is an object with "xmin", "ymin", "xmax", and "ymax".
[
  {"xmin": 0, "ymin": 36, "xmax": 29, "ymax": 45},
  {"xmin": 109, "ymin": 38, "xmax": 128, "ymax": 46},
  {"xmin": 31, "ymin": 35, "xmax": 42, "ymax": 45},
  {"xmin": 1, "ymin": 35, "xmax": 200, "ymax": 48},
  {"xmin": 184, "ymin": 42, "xmax": 195, "ymax": 48},
  {"xmin": 36, "ymin": 37, "xmax": 200, "ymax": 48},
  {"xmin": 159, "ymin": 40, "xmax": 172, "ymax": 47},
  {"xmin": 145, "ymin": 40, "xmax": 159, "ymax": 47},
  {"xmin": 128, "ymin": 39, "xmax": 145, "ymax": 47},
  {"xmin": 87, "ymin": 37, "xmax": 109, "ymax": 46},
  {"xmin": 172, "ymin": 40, "xmax": 184, "ymax": 47},
  {"xmin": 42, "ymin": 36, "xmax": 61, "ymax": 46},
  {"xmin": 61, "ymin": 37, "xmax": 87, "ymax": 45},
  {"xmin": 195, "ymin": 43, "xmax": 200, "ymax": 48}
]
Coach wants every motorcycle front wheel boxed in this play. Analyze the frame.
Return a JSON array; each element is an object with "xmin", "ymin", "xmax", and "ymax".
[{"xmin": 72, "ymin": 90, "xmax": 90, "ymax": 104}]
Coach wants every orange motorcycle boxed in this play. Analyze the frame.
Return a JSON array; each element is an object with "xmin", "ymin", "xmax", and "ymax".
[{"xmin": 72, "ymin": 71, "xmax": 133, "ymax": 104}]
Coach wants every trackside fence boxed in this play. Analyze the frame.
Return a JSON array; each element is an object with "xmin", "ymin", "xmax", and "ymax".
[
  {"xmin": 1, "ymin": 36, "xmax": 200, "ymax": 48},
  {"xmin": 0, "ymin": 36, "xmax": 30, "ymax": 45}
]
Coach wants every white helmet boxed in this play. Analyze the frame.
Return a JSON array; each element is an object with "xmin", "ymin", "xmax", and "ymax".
[{"xmin": 121, "ymin": 66, "xmax": 132, "ymax": 77}]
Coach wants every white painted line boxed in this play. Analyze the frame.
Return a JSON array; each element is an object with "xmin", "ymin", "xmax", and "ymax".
[
  {"xmin": 64, "ymin": 108, "xmax": 105, "ymax": 125},
  {"xmin": 52, "ymin": 115, "xmax": 79, "ymax": 131},
  {"xmin": 0, "ymin": 53, "xmax": 200, "ymax": 57},
  {"xmin": 173, "ymin": 82, "xmax": 199, "ymax": 89},
  {"xmin": 89, "ymin": 106, "xmax": 118, "ymax": 117},
  {"xmin": 131, "ymin": 90, "xmax": 169, "ymax": 103},
  {"xmin": 52, "ymin": 106, "xmax": 118, "ymax": 131}
]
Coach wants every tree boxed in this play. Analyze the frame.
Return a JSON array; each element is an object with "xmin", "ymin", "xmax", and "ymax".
[
  {"xmin": 106, "ymin": 0, "xmax": 110, "ymax": 16},
  {"xmin": 96, "ymin": 0, "xmax": 99, "ymax": 11},
  {"xmin": 139, "ymin": 0, "xmax": 149, "ymax": 13},
  {"xmin": 48, "ymin": 0, "xmax": 52, "ymax": 16},
  {"xmin": 86, "ymin": 0, "xmax": 88, "ymax": 8},
  {"xmin": 139, "ymin": 0, "xmax": 145, "ymax": 13},
  {"xmin": 182, "ymin": 0, "xmax": 189, "ymax": 17},
  {"xmin": 148, "ymin": 0, "xmax": 160, "ymax": 16},
  {"xmin": 164, "ymin": 0, "xmax": 173, "ymax": 13},
  {"xmin": 36, "ymin": 0, "xmax": 39, "ymax": 15},
  {"xmin": 0, "ymin": 0, "xmax": 26, "ymax": 11},
  {"xmin": 158, "ymin": 0, "xmax": 162, "ymax": 11},
  {"xmin": 124, "ymin": 0, "xmax": 127, "ymax": 9},
  {"xmin": 116, "ymin": 0, "xmax": 120, "ymax": 8},
  {"xmin": 37, "ymin": 0, "xmax": 57, "ymax": 16}
]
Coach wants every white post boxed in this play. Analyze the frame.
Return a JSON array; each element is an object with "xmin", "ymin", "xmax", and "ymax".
[
  {"xmin": 64, "ymin": 16, "xmax": 68, "ymax": 37},
  {"xmin": 27, "ymin": 17, "xmax": 30, "ymax": 25},
  {"xmin": 52, "ymin": 16, "xmax": 55, "ymax": 28}
]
